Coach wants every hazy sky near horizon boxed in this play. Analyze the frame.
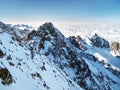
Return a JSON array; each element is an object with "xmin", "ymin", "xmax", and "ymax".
[{"xmin": 0, "ymin": 0, "xmax": 120, "ymax": 23}]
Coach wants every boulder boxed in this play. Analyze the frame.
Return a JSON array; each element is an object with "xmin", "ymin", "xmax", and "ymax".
[{"xmin": 0, "ymin": 68, "xmax": 13, "ymax": 85}]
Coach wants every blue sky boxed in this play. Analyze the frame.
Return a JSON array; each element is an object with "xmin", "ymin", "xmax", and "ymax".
[{"xmin": 0, "ymin": 0, "xmax": 120, "ymax": 23}]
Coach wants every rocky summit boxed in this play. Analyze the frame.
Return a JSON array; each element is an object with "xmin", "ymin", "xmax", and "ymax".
[{"xmin": 0, "ymin": 22, "xmax": 120, "ymax": 90}]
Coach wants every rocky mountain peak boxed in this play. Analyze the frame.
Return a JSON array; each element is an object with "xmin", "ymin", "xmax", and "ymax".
[
  {"xmin": 0, "ymin": 22, "xmax": 9, "ymax": 31},
  {"xmin": 89, "ymin": 33, "xmax": 110, "ymax": 48},
  {"xmin": 37, "ymin": 22, "xmax": 64, "ymax": 39},
  {"xmin": 38, "ymin": 22, "xmax": 54, "ymax": 31},
  {"xmin": 37, "ymin": 22, "xmax": 56, "ymax": 37},
  {"xmin": 26, "ymin": 22, "xmax": 65, "ymax": 52}
]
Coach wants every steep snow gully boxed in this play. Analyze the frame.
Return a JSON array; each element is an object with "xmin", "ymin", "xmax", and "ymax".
[{"xmin": 0, "ymin": 21, "xmax": 120, "ymax": 90}]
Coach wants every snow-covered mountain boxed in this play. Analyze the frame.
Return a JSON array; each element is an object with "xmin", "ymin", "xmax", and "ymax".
[{"xmin": 0, "ymin": 21, "xmax": 120, "ymax": 90}]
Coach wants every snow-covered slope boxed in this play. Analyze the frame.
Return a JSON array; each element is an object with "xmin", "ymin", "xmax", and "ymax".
[
  {"xmin": 0, "ymin": 21, "xmax": 120, "ymax": 90},
  {"xmin": 0, "ymin": 22, "xmax": 82, "ymax": 90},
  {"xmin": 27, "ymin": 22, "xmax": 120, "ymax": 90}
]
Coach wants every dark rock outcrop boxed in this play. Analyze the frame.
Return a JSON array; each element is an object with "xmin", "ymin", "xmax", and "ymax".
[
  {"xmin": 89, "ymin": 33, "xmax": 110, "ymax": 48},
  {"xmin": 111, "ymin": 42, "xmax": 120, "ymax": 55},
  {"xmin": 0, "ymin": 68, "xmax": 13, "ymax": 85},
  {"xmin": 68, "ymin": 36, "xmax": 87, "ymax": 50},
  {"xmin": 0, "ymin": 49, "xmax": 5, "ymax": 58}
]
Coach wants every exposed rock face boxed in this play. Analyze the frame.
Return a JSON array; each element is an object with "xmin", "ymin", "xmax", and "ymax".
[
  {"xmin": 0, "ymin": 22, "xmax": 7, "ymax": 30},
  {"xmin": 68, "ymin": 36, "xmax": 87, "ymax": 51},
  {"xmin": 0, "ymin": 68, "xmax": 13, "ymax": 85},
  {"xmin": 111, "ymin": 42, "xmax": 120, "ymax": 55},
  {"xmin": 89, "ymin": 33, "xmax": 110, "ymax": 48},
  {"xmin": 0, "ymin": 50, "xmax": 4, "ymax": 58}
]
